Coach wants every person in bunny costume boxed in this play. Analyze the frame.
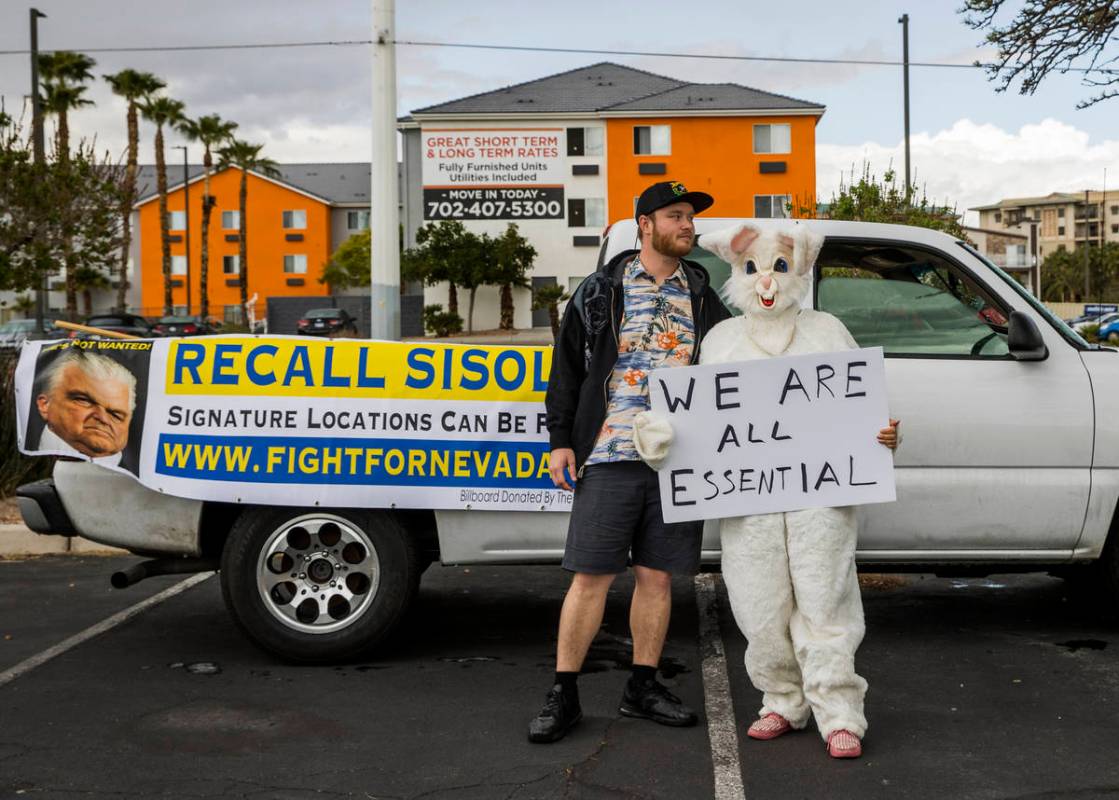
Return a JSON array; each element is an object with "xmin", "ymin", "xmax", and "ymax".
[{"xmin": 633, "ymin": 221, "xmax": 898, "ymax": 759}]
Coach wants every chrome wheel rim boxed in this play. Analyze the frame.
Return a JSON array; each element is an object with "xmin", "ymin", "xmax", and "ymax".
[{"xmin": 255, "ymin": 514, "xmax": 380, "ymax": 635}]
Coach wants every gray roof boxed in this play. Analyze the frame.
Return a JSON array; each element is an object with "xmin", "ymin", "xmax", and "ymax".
[
  {"xmin": 410, "ymin": 62, "xmax": 822, "ymax": 116},
  {"xmin": 605, "ymin": 82, "xmax": 821, "ymax": 112},
  {"xmin": 136, "ymin": 163, "xmax": 387, "ymax": 206}
]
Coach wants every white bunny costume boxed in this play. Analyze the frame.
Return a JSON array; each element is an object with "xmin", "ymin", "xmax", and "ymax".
[{"xmin": 634, "ymin": 222, "xmax": 869, "ymax": 742}]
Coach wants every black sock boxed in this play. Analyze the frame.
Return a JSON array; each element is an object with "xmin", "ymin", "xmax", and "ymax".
[
  {"xmin": 554, "ymin": 671, "xmax": 579, "ymax": 692},
  {"xmin": 630, "ymin": 664, "xmax": 657, "ymax": 685}
]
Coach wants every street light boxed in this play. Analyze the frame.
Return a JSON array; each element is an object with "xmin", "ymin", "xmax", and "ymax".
[
  {"xmin": 30, "ymin": 8, "xmax": 47, "ymax": 333},
  {"xmin": 173, "ymin": 145, "xmax": 191, "ymax": 315}
]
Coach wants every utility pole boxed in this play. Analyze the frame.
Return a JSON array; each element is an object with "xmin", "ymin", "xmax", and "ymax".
[
  {"xmin": 1085, "ymin": 189, "xmax": 1091, "ymax": 299},
  {"xmin": 173, "ymin": 145, "xmax": 191, "ymax": 315},
  {"xmin": 30, "ymin": 7, "xmax": 47, "ymax": 333},
  {"xmin": 898, "ymin": 13, "xmax": 911, "ymax": 200},
  {"xmin": 370, "ymin": 0, "xmax": 400, "ymax": 340}
]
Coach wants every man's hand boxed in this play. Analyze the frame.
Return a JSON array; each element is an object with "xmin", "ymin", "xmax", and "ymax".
[
  {"xmin": 549, "ymin": 448, "xmax": 577, "ymax": 491},
  {"xmin": 877, "ymin": 418, "xmax": 901, "ymax": 451}
]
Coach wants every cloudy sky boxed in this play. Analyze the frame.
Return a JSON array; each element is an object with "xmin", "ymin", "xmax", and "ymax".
[{"xmin": 1, "ymin": 0, "xmax": 1116, "ymax": 224}]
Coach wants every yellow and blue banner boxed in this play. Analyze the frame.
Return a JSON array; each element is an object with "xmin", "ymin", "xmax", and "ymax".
[{"xmin": 15, "ymin": 335, "xmax": 571, "ymax": 512}]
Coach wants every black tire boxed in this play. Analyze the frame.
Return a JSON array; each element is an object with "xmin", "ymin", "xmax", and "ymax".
[
  {"xmin": 1092, "ymin": 531, "xmax": 1119, "ymax": 621},
  {"xmin": 220, "ymin": 507, "xmax": 420, "ymax": 663}
]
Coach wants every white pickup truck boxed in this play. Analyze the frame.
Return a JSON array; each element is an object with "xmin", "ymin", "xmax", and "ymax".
[{"xmin": 17, "ymin": 218, "xmax": 1119, "ymax": 662}]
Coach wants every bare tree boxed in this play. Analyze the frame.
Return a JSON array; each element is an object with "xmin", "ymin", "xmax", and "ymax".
[{"xmin": 961, "ymin": 0, "xmax": 1119, "ymax": 108}]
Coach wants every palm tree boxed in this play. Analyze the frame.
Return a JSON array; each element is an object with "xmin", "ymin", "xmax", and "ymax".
[
  {"xmin": 140, "ymin": 96, "xmax": 186, "ymax": 316},
  {"xmin": 39, "ymin": 51, "xmax": 96, "ymax": 316},
  {"xmin": 104, "ymin": 69, "xmax": 165, "ymax": 312},
  {"xmin": 179, "ymin": 114, "xmax": 237, "ymax": 320},
  {"xmin": 217, "ymin": 139, "xmax": 279, "ymax": 320},
  {"xmin": 38, "ymin": 51, "xmax": 95, "ymax": 163}
]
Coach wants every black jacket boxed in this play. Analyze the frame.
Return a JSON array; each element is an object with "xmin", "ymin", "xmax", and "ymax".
[{"xmin": 545, "ymin": 248, "xmax": 732, "ymax": 470}]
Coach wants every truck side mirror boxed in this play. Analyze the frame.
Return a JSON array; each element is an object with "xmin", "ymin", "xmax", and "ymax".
[{"xmin": 1008, "ymin": 311, "xmax": 1048, "ymax": 361}]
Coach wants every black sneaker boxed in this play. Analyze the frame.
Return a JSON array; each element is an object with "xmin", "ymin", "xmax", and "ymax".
[
  {"xmin": 527, "ymin": 683, "xmax": 583, "ymax": 743},
  {"xmin": 619, "ymin": 678, "xmax": 697, "ymax": 727}
]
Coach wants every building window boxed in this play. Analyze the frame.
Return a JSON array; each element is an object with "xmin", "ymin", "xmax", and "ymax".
[
  {"xmin": 755, "ymin": 194, "xmax": 791, "ymax": 219},
  {"xmin": 223, "ymin": 255, "xmax": 240, "ymax": 274},
  {"xmin": 567, "ymin": 127, "xmax": 605, "ymax": 157},
  {"xmin": 568, "ymin": 198, "xmax": 605, "ymax": 228},
  {"xmin": 167, "ymin": 211, "xmax": 186, "ymax": 230},
  {"xmin": 283, "ymin": 254, "xmax": 307, "ymax": 274},
  {"xmin": 994, "ymin": 211, "xmax": 1002, "ymax": 223},
  {"xmin": 1112, "ymin": 205, "xmax": 1118, "ymax": 215},
  {"xmin": 633, "ymin": 125, "xmax": 670, "ymax": 156},
  {"xmin": 282, "ymin": 209, "xmax": 307, "ymax": 229},
  {"xmin": 347, "ymin": 211, "xmax": 370, "ymax": 231},
  {"xmin": 171, "ymin": 255, "xmax": 187, "ymax": 276},
  {"xmin": 222, "ymin": 210, "xmax": 240, "ymax": 229},
  {"xmin": 1058, "ymin": 207, "xmax": 1065, "ymax": 218},
  {"xmin": 1113, "ymin": 224, "xmax": 1119, "ymax": 234},
  {"xmin": 1058, "ymin": 226, "xmax": 1065, "ymax": 237},
  {"xmin": 753, "ymin": 124, "xmax": 791, "ymax": 154}
]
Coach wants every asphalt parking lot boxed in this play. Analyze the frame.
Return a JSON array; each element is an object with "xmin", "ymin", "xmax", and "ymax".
[{"xmin": 0, "ymin": 556, "xmax": 1117, "ymax": 800}]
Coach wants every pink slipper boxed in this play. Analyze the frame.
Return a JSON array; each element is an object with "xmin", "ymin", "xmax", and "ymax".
[
  {"xmin": 826, "ymin": 729, "xmax": 862, "ymax": 759},
  {"xmin": 747, "ymin": 713, "xmax": 792, "ymax": 740}
]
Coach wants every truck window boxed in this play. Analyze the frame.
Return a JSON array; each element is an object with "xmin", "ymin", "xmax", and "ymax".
[
  {"xmin": 686, "ymin": 245, "xmax": 734, "ymax": 303},
  {"xmin": 815, "ymin": 241, "xmax": 1011, "ymax": 358}
]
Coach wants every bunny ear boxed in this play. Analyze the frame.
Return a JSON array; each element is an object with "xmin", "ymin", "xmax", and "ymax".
[
  {"xmin": 698, "ymin": 223, "xmax": 760, "ymax": 265},
  {"xmin": 793, "ymin": 227, "xmax": 825, "ymax": 275}
]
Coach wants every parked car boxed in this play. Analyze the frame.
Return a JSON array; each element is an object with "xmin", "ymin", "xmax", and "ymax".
[
  {"xmin": 1099, "ymin": 318, "xmax": 1119, "ymax": 343},
  {"xmin": 17, "ymin": 218, "xmax": 1119, "ymax": 663},
  {"xmin": 0, "ymin": 319, "xmax": 67, "ymax": 351},
  {"xmin": 297, "ymin": 307, "xmax": 358, "ymax": 337},
  {"xmin": 1072, "ymin": 311, "xmax": 1119, "ymax": 333},
  {"xmin": 72, "ymin": 313, "xmax": 157, "ymax": 339},
  {"xmin": 0, "ymin": 319, "xmax": 40, "ymax": 352},
  {"xmin": 152, "ymin": 315, "xmax": 220, "ymax": 337}
]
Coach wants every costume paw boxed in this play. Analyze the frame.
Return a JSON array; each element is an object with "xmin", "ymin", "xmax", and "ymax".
[{"xmin": 633, "ymin": 411, "xmax": 674, "ymax": 470}]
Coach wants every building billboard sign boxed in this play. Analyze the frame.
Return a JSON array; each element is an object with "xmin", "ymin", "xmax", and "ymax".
[{"xmin": 421, "ymin": 127, "xmax": 565, "ymax": 221}]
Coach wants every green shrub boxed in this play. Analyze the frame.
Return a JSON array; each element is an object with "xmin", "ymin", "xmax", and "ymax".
[
  {"xmin": 422, "ymin": 304, "xmax": 463, "ymax": 337},
  {"xmin": 1081, "ymin": 323, "xmax": 1101, "ymax": 343},
  {"xmin": 1, "ymin": 351, "xmax": 53, "ymax": 497}
]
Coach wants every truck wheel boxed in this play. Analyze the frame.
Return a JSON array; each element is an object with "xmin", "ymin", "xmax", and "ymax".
[
  {"xmin": 220, "ymin": 508, "xmax": 419, "ymax": 663},
  {"xmin": 1094, "ymin": 530, "xmax": 1119, "ymax": 620}
]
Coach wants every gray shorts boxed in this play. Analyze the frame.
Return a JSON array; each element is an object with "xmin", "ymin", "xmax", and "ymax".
[{"xmin": 562, "ymin": 460, "xmax": 704, "ymax": 575}]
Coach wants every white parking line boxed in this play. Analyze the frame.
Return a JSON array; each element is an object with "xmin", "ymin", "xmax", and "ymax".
[
  {"xmin": 695, "ymin": 573, "xmax": 746, "ymax": 800},
  {"xmin": 0, "ymin": 572, "xmax": 213, "ymax": 688}
]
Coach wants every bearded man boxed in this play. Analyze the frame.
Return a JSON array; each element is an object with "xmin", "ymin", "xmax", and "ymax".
[{"xmin": 527, "ymin": 181, "xmax": 732, "ymax": 743}]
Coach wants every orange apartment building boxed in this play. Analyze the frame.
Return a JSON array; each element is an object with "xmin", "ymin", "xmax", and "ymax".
[
  {"xmin": 132, "ymin": 164, "xmax": 374, "ymax": 323},
  {"xmin": 400, "ymin": 62, "xmax": 824, "ymax": 330}
]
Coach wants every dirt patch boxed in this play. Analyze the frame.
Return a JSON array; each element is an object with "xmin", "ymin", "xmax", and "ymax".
[
  {"xmin": 858, "ymin": 573, "xmax": 909, "ymax": 591},
  {"xmin": 0, "ymin": 496, "xmax": 22, "ymax": 525}
]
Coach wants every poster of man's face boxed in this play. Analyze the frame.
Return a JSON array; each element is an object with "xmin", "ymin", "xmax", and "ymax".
[
  {"xmin": 25, "ymin": 343, "xmax": 151, "ymax": 476},
  {"xmin": 36, "ymin": 353, "xmax": 135, "ymax": 457}
]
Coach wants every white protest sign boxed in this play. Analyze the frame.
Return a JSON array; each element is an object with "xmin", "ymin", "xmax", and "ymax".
[{"xmin": 649, "ymin": 347, "xmax": 896, "ymax": 523}]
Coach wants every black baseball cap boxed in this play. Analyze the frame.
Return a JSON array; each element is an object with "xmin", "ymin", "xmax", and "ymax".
[{"xmin": 634, "ymin": 181, "xmax": 714, "ymax": 222}]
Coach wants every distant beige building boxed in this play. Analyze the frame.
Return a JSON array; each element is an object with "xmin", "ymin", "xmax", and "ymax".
[
  {"xmin": 962, "ymin": 225, "xmax": 1034, "ymax": 294},
  {"xmin": 971, "ymin": 191, "xmax": 1118, "ymax": 262}
]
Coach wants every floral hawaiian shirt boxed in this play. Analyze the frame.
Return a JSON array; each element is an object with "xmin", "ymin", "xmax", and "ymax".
[{"xmin": 585, "ymin": 256, "xmax": 696, "ymax": 465}]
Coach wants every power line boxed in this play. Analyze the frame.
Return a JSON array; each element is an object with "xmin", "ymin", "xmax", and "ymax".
[
  {"xmin": 0, "ymin": 36, "xmax": 1115, "ymax": 75},
  {"xmin": 0, "ymin": 39, "xmax": 370, "ymax": 55}
]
